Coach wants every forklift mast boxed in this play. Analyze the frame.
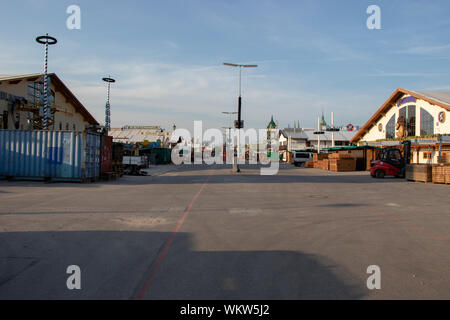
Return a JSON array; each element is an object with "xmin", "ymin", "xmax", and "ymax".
[{"xmin": 402, "ymin": 140, "xmax": 411, "ymax": 165}]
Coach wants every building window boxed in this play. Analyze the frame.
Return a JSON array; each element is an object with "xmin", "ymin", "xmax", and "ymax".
[
  {"xmin": 407, "ymin": 105, "xmax": 416, "ymax": 136},
  {"xmin": 386, "ymin": 114, "xmax": 396, "ymax": 139},
  {"xmin": 66, "ymin": 123, "xmax": 69, "ymax": 130},
  {"xmin": 73, "ymin": 124, "xmax": 76, "ymax": 131},
  {"xmin": 399, "ymin": 106, "xmax": 406, "ymax": 123},
  {"xmin": 59, "ymin": 122, "xmax": 62, "ymax": 130},
  {"xmin": 420, "ymin": 108, "xmax": 434, "ymax": 136},
  {"xmin": 399, "ymin": 105, "xmax": 416, "ymax": 137},
  {"xmin": 423, "ymin": 152, "xmax": 432, "ymax": 159}
]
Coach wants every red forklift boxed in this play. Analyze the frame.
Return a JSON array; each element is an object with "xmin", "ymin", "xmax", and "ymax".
[{"xmin": 370, "ymin": 140, "xmax": 411, "ymax": 178}]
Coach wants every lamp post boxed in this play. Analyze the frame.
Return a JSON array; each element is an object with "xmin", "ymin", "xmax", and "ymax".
[
  {"xmin": 223, "ymin": 62, "xmax": 257, "ymax": 172},
  {"xmin": 331, "ymin": 112, "xmax": 335, "ymax": 148},
  {"xmin": 36, "ymin": 34, "xmax": 57, "ymax": 130},
  {"xmin": 222, "ymin": 111, "xmax": 237, "ymax": 164},
  {"xmin": 326, "ymin": 112, "xmax": 340, "ymax": 148},
  {"xmin": 314, "ymin": 116, "xmax": 325, "ymax": 154},
  {"xmin": 102, "ymin": 76, "xmax": 116, "ymax": 132}
]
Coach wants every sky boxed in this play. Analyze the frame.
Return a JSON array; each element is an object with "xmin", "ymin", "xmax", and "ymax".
[{"xmin": 1, "ymin": 0, "xmax": 450, "ymax": 132}]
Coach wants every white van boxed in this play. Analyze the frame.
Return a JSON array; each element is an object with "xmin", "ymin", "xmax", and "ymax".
[{"xmin": 291, "ymin": 151, "xmax": 313, "ymax": 167}]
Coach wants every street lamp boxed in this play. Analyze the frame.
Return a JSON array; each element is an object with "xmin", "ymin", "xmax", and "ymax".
[
  {"xmin": 36, "ymin": 34, "xmax": 57, "ymax": 130},
  {"xmin": 102, "ymin": 76, "xmax": 116, "ymax": 132},
  {"xmin": 314, "ymin": 116, "xmax": 325, "ymax": 154},
  {"xmin": 223, "ymin": 62, "xmax": 258, "ymax": 172},
  {"xmin": 222, "ymin": 111, "xmax": 237, "ymax": 164}
]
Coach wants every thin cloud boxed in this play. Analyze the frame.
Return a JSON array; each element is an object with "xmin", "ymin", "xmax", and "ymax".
[
  {"xmin": 394, "ymin": 44, "xmax": 450, "ymax": 56},
  {"xmin": 367, "ymin": 70, "xmax": 450, "ymax": 77},
  {"xmin": 166, "ymin": 41, "xmax": 179, "ymax": 49}
]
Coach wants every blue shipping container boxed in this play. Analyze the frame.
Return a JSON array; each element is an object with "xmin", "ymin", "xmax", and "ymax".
[{"xmin": 0, "ymin": 130, "xmax": 101, "ymax": 182}]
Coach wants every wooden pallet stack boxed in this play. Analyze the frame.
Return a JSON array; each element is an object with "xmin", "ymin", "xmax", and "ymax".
[
  {"xmin": 432, "ymin": 164, "xmax": 450, "ymax": 184},
  {"xmin": 406, "ymin": 164, "xmax": 433, "ymax": 183},
  {"xmin": 313, "ymin": 153, "xmax": 328, "ymax": 170},
  {"xmin": 329, "ymin": 158, "xmax": 356, "ymax": 172},
  {"xmin": 313, "ymin": 153, "xmax": 329, "ymax": 162},
  {"xmin": 327, "ymin": 153, "xmax": 355, "ymax": 172},
  {"xmin": 306, "ymin": 161, "xmax": 314, "ymax": 168},
  {"xmin": 329, "ymin": 153, "xmax": 352, "ymax": 160}
]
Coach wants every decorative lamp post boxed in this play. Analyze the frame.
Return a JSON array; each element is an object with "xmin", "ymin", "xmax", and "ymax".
[
  {"xmin": 36, "ymin": 34, "xmax": 57, "ymax": 130},
  {"xmin": 102, "ymin": 76, "xmax": 116, "ymax": 132}
]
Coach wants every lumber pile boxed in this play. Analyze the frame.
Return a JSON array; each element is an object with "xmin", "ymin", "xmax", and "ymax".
[
  {"xmin": 313, "ymin": 153, "xmax": 329, "ymax": 162},
  {"xmin": 314, "ymin": 159, "xmax": 330, "ymax": 170},
  {"xmin": 329, "ymin": 158, "xmax": 356, "ymax": 172},
  {"xmin": 328, "ymin": 153, "xmax": 352, "ymax": 159},
  {"xmin": 406, "ymin": 164, "xmax": 433, "ymax": 183},
  {"xmin": 432, "ymin": 164, "xmax": 450, "ymax": 184}
]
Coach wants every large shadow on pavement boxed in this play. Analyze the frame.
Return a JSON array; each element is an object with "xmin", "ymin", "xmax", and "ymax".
[{"xmin": 0, "ymin": 230, "xmax": 366, "ymax": 300}]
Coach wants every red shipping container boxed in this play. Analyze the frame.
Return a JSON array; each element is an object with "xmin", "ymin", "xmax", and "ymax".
[{"xmin": 101, "ymin": 135, "xmax": 113, "ymax": 174}]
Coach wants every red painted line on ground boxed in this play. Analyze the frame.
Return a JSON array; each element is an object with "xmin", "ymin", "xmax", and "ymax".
[
  {"xmin": 133, "ymin": 179, "xmax": 209, "ymax": 300},
  {"xmin": 371, "ymin": 209, "xmax": 450, "ymax": 244}
]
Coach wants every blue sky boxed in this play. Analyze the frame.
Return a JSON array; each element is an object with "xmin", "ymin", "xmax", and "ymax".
[{"xmin": 1, "ymin": 0, "xmax": 450, "ymax": 131}]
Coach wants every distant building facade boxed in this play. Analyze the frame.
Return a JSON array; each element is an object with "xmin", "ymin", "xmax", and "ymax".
[
  {"xmin": 279, "ymin": 128, "xmax": 356, "ymax": 162},
  {"xmin": 109, "ymin": 125, "xmax": 173, "ymax": 147}
]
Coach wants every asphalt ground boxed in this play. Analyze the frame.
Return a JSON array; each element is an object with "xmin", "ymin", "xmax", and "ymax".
[{"xmin": 0, "ymin": 164, "xmax": 449, "ymax": 299}]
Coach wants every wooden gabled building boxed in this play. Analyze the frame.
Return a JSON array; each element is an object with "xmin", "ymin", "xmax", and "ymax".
[{"xmin": 0, "ymin": 73, "xmax": 98, "ymax": 131}]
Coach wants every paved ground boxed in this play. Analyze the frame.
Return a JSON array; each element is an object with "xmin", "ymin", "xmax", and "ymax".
[{"xmin": 0, "ymin": 164, "xmax": 449, "ymax": 299}]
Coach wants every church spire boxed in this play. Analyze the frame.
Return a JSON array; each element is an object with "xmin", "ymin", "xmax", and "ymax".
[
  {"xmin": 267, "ymin": 115, "xmax": 277, "ymax": 129},
  {"xmin": 320, "ymin": 112, "xmax": 327, "ymax": 127}
]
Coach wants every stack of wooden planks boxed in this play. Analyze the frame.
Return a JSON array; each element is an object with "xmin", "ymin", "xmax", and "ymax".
[
  {"xmin": 432, "ymin": 164, "xmax": 450, "ymax": 184},
  {"xmin": 329, "ymin": 158, "xmax": 356, "ymax": 172},
  {"xmin": 406, "ymin": 164, "xmax": 433, "ymax": 183}
]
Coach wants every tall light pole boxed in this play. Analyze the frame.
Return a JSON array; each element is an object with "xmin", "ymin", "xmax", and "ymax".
[
  {"xmin": 326, "ymin": 112, "xmax": 339, "ymax": 148},
  {"xmin": 222, "ymin": 111, "xmax": 237, "ymax": 164},
  {"xmin": 314, "ymin": 116, "xmax": 325, "ymax": 154},
  {"xmin": 102, "ymin": 76, "xmax": 116, "ymax": 132},
  {"xmin": 331, "ymin": 112, "xmax": 335, "ymax": 148},
  {"xmin": 36, "ymin": 34, "xmax": 57, "ymax": 130},
  {"xmin": 223, "ymin": 62, "xmax": 257, "ymax": 172}
]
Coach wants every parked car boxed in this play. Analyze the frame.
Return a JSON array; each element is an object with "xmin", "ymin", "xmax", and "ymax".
[{"xmin": 291, "ymin": 151, "xmax": 313, "ymax": 167}]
